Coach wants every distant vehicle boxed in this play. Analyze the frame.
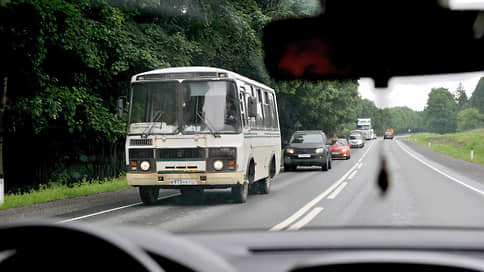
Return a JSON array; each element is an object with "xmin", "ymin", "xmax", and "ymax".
[
  {"xmin": 349, "ymin": 133, "xmax": 364, "ymax": 148},
  {"xmin": 329, "ymin": 138, "xmax": 351, "ymax": 160},
  {"xmin": 351, "ymin": 118, "xmax": 374, "ymax": 140},
  {"xmin": 284, "ymin": 130, "xmax": 332, "ymax": 171},
  {"xmin": 384, "ymin": 130, "xmax": 394, "ymax": 140}
]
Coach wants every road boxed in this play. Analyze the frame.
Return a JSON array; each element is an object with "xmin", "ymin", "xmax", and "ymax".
[{"xmin": 2, "ymin": 138, "xmax": 484, "ymax": 231}]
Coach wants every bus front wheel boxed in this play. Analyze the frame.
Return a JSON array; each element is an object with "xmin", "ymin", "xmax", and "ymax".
[
  {"xmin": 232, "ymin": 183, "xmax": 248, "ymax": 203},
  {"xmin": 139, "ymin": 186, "xmax": 159, "ymax": 205}
]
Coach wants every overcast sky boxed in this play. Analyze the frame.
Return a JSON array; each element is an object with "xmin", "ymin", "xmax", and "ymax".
[{"xmin": 358, "ymin": 71, "xmax": 484, "ymax": 111}]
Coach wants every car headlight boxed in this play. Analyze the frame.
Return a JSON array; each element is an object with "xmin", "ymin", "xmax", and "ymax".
[
  {"xmin": 315, "ymin": 148, "xmax": 324, "ymax": 153},
  {"xmin": 287, "ymin": 148, "xmax": 295, "ymax": 154},
  {"xmin": 342, "ymin": 148, "xmax": 347, "ymax": 152},
  {"xmin": 140, "ymin": 161, "xmax": 151, "ymax": 171},
  {"xmin": 213, "ymin": 160, "xmax": 224, "ymax": 170}
]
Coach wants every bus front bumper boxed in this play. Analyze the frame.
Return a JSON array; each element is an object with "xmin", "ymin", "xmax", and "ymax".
[{"xmin": 127, "ymin": 172, "xmax": 246, "ymax": 188}]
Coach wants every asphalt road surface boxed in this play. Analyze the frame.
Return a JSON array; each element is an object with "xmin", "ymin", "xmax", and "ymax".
[{"xmin": 2, "ymin": 137, "xmax": 484, "ymax": 231}]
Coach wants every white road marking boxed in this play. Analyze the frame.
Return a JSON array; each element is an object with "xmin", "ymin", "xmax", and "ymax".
[
  {"xmin": 270, "ymin": 141, "xmax": 375, "ymax": 231},
  {"xmin": 347, "ymin": 170, "xmax": 358, "ymax": 180},
  {"xmin": 327, "ymin": 182, "xmax": 348, "ymax": 199},
  {"xmin": 357, "ymin": 162, "xmax": 363, "ymax": 169},
  {"xmin": 396, "ymin": 140, "xmax": 484, "ymax": 196},
  {"xmin": 57, "ymin": 192, "xmax": 180, "ymax": 224},
  {"xmin": 287, "ymin": 207, "xmax": 324, "ymax": 231}
]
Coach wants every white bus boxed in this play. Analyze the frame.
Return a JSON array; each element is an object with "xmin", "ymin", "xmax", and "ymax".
[{"xmin": 125, "ymin": 67, "xmax": 281, "ymax": 204}]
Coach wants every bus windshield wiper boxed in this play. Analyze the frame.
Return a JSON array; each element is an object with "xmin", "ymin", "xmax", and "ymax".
[
  {"xmin": 196, "ymin": 111, "xmax": 220, "ymax": 137},
  {"xmin": 142, "ymin": 111, "xmax": 163, "ymax": 137}
]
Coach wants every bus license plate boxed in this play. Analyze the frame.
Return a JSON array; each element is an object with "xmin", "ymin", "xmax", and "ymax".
[
  {"xmin": 169, "ymin": 179, "xmax": 195, "ymax": 185},
  {"xmin": 298, "ymin": 154, "xmax": 311, "ymax": 158}
]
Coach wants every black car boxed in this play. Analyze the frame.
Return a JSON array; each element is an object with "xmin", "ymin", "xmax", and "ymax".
[
  {"xmin": 283, "ymin": 130, "xmax": 332, "ymax": 172},
  {"xmin": 384, "ymin": 131, "xmax": 394, "ymax": 140}
]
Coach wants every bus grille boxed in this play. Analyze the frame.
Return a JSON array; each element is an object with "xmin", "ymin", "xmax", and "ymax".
[
  {"xmin": 294, "ymin": 148, "xmax": 316, "ymax": 154},
  {"xmin": 130, "ymin": 139, "xmax": 153, "ymax": 146},
  {"xmin": 129, "ymin": 149, "xmax": 154, "ymax": 159},
  {"xmin": 157, "ymin": 148, "xmax": 206, "ymax": 160}
]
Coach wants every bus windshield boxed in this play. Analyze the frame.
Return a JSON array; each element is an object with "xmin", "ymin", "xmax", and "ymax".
[
  {"xmin": 129, "ymin": 80, "xmax": 241, "ymax": 134},
  {"xmin": 356, "ymin": 125, "xmax": 370, "ymax": 130}
]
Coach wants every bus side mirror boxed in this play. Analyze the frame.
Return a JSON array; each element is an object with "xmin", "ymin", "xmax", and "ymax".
[
  {"xmin": 117, "ymin": 97, "xmax": 124, "ymax": 120},
  {"xmin": 247, "ymin": 97, "xmax": 257, "ymax": 118}
]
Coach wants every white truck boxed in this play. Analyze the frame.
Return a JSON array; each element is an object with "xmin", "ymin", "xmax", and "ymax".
[{"xmin": 351, "ymin": 118, "xmax": 374, "ymax": 140}]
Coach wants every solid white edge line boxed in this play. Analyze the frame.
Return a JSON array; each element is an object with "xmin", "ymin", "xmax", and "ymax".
[
  {"xmin": 270, "ymin": 141, "xmax": 375, "ymax": 231},
  {"xmin": 347, "ymin": 170, "xmax": 358, "ymax": 180},
  {"xmin": 396, "ymin": 140, "xmax": 484, "ymax": 196},
  {"xmin": 287, "ymin": 207, "xmax": 324, "ymax": 231},
  {"xmin": 57, "ymin": 192, "xmax": 180, "ymax": 224},
  {"xmin": 327, "ymin": 182, "xmax": 348, "ymax": 200}
]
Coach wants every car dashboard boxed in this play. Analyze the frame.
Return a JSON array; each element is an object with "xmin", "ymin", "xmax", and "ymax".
[{"xmin": 2, "ymin": 222, "xmax": 484, "ymax": 272}]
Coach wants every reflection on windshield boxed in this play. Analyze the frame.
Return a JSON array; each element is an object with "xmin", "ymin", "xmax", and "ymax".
[
  {"xmin": 291, "ymin": 134, "xmax": 323, "ymax": 144},
  {"xmin": 329, "ymin": 140, "xmax": 347, "ymax": 145},
  {"xmin": 128, "ymin": 80, "xmax": 240, "ymax": 134},
  {"xmin": 183, "ymin": 81, "xmax": 240, "ymax": 134}
]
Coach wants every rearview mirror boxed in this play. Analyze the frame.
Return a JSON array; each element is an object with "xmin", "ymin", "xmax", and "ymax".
[
  {"xmin": 116, "ymin": 97, "xmax": 124, "ymax": 120},
  {"xmin": 263, "ymin": 1, "xmax": 484, "ymax": 87}
]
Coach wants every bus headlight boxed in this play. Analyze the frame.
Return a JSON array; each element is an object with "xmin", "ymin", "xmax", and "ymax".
[
  {"xmin": 140, "ymin": 161, "xmax": 151, "ymax": 171},
  {"xmin": 213, "ymin": 160, "xmax": 224, "ymax": 171}
]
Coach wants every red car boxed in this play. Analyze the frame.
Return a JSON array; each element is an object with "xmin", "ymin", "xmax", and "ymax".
[{"xmin": 329, "ymin": 138, "xmax": 351, "ymax": 160}]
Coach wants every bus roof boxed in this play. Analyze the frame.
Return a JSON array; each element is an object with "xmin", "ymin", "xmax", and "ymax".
[{"xmin": 131, "ymin": 66, "xmax": 274, "ymax": 92}]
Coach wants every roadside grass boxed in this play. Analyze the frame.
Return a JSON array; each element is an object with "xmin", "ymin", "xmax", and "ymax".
[
  {"xmin": 405, "ymin": 129, "xmax": 484, "ymax": 166},
  {"xmin": 0, "ymin": 176, "xmax": 130, "ymax": 210}
]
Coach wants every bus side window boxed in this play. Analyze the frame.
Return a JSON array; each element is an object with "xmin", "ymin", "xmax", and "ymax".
[
  {"xmin": 239, "ymin": 87, "xmax": 248, "ymax": 128},
  {"xmin": 248, "ymin": 87, "xmax": 256, "ymax": 128},
  {"xmin": 266, "ymin": 92, "xmax": 278, "ymax": 130},
  {"xmin": 270, "ymin": 93, "xmax": 279, "ymax": 129},
  {"xmin": 256, "ymin": 89, "xmax": 265, "ymax": 129},
  {"xmin": 263, "ymin": 91, "xmax": 272, "ymax": 129}
]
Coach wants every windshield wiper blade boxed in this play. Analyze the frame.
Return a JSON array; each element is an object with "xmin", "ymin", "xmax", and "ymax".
[
  {"xmin": 196, "ymin": 111, "xmax": 220, "ymax": 137},
  {"xmin": 142, "ymin": 111, "xmax": 163, "ymax": 137}
]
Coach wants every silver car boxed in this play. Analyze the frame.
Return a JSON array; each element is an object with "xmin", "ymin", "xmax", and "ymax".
[{"xmin": 349, "ymin": 133, "xmax": 364, "ymax": 148}]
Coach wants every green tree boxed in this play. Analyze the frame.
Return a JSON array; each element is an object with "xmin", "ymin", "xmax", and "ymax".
[
  {"xmin": 457, "ymin": 108, "xmax": 484, "ymax": 131},
  {"xmin": 454, "ymin": 82, "xmax": 468, "ymax": 111},
  {"xmin": 469, "ymin": 77, "xmax": 484, "ymax": 114},
  {"xmin": 424, "ymin": 88, "xmax": 457, "ymax": 134}
]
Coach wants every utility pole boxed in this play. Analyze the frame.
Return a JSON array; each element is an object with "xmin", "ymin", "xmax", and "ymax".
[{"xmin": 0, "ymin": 76, "xmax": 6, "ymax": 206}]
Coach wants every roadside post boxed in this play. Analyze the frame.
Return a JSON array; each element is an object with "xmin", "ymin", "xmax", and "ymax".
[
  {"xmin": 471, "ymin": 148, "xmax": 474, "ymax": 161},
  {"xmin": 0, "ymin": 76, "xmax": 6, "ymax": 206}
]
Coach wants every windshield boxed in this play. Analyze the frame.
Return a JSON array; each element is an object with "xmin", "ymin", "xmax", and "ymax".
[
  {"xmin": 356, "ymin": 125, "xmax": 370, "ymax": 130},
  {"xmin": 329, "ymin": 140, "xmax": 347, "ymax": 146},
  {"xmin": 128, "ymin": 80, "xmax": 240, "ymax": 134},
  {"xmin": 290, "ymin": 133, "xmax": 323, "ymax": 144},
  {"xmin": 3, "ymin": 0, "xmax": 484, "ymax": 236}
]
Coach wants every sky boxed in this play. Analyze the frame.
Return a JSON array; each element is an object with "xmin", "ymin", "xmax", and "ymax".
[{"xmin": 358, "ymin": 71, "xmax": 484, "ymax": 111}]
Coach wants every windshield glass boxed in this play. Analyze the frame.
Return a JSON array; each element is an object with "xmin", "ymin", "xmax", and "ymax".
[
  {"xmin": 130, "ymin": 82, "xmax": 178, "ymax": 134},
  {"xmin": 356, "ymin": 125, "xmax": 370, "ymax": 130},
  {"xmin": 182, "ymin": 80, "xmax": 240, "ymax": 134},
  {"xmin": 290, "ymin": 133, "xmax": 323, "ymax": 144},
  {"xmin": 3, "ymin": 0, "xmax": 484, "ymax": 235},
  {"xmin": 329, "ymin": 140, "xmax": 347, "ymax": 145},
  {"xmin": 128, "ymin": 80, "xmax": 240, "ymax": 134}
]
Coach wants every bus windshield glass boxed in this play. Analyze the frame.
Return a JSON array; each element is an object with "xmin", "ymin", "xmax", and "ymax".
[
  {"xmin": 356, "ymin": 125, "xmax": 370, "ymax": 130},
  {"xmin": 128, "ymin": 80, "xmax": 241, "ymax": 134}
]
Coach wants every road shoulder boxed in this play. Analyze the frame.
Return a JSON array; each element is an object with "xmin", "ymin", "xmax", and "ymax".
[{"xmin": 400, "ymin": 139, "xmax": 484, "ymax": 185}]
